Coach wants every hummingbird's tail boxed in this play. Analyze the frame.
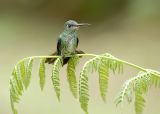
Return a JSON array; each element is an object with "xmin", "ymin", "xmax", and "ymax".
[{"xmin": 45, "ymin": 50, "xmax": 85, "ymax": 66}]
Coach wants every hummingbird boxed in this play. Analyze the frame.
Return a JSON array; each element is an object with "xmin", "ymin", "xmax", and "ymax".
[{"xmin": 45, "ymin": 20, "xmax": 90, "ymax": 65}]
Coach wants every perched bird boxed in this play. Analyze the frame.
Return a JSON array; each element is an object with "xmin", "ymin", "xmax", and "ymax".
[{"xmin": 45, "ymin": 20, "xmax": 90, "ymax": 65}]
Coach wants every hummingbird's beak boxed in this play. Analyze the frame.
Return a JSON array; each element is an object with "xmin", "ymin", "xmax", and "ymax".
[{"xmin": 76, "ymin": 23, "xmax": 91, "ymax": 26}]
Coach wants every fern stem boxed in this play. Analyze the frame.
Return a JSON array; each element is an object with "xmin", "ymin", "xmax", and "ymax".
[
  {"xmin": 78, "ymin": 53, "xmax": 98, "ymax": 57},
  {"xmin": 15, "ymin": 54, "xmax": 156, "ymax": 74},
  {"xmin": 114, "ymin": 58, "xmax": 146, "ymax": 72},
  {"xmin": 78, "ymin": 54, "xmax": 146, "ymax": 71}
]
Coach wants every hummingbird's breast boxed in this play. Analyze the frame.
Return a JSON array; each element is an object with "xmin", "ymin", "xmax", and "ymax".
[{"xmin": 60, "ymin": 32, "xmax": 78, "ymax": 57}]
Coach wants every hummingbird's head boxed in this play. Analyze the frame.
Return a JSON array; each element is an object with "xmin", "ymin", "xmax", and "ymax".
[{"xmin": 64, "ymin": 20, "xmax": 90, "ymax": 31}]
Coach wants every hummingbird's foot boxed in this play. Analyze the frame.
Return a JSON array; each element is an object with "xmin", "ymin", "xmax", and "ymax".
[{"xmin": 75, "ymin": 50, "xmax": 85, "ymax": 58}]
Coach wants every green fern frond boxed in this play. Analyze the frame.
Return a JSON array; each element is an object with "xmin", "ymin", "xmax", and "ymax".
[
  {"xmin": 134, "ymin": 77, "xmax": 146, "ymax": 114},
  {"xmin": 39, "ymin": 58, "xmax": 46, "ymax": 91},
  {"xmin": 79, "ymin": 56, "xmax": 101, "ymax": 114},
  {"xmin": 115, "ymin": 70, "xmax": 158, "ymax": 114},
  {"xmin": 151, "ymin": 75, "xmax": 160, "ymax": 87},
  {"xmin": 115, "ymin": 79, "xmax": 133, "ymax": 106},
  {"xmin": 136, "ymin": 72, "xmax": 151, "ymax": 93},
  {"xmin": 10, "ymin": 78, "xmax": 21, "ymax": 103},
  {"xmin": 12, "ymin": 66, "xmax": 23, "ymax": 95},
  {"xmin": 79, "ymin": 54, "xmax": 124, "ymax": 114},
  {"xmin": 9, "ymin": 53, "xmax": 160, "ymax": 114},
  {"xmin": 10, "ymin": 57, "xmax": 34, "ymax": 114},
  {"xmin": 134, "ymin": 92, "xmax": 145, "ymax": 114},
  {"xmin": 51, "ymin": 57, "xmax": 62, "ymax": 101},
  {"xmin": 98, "ymin": 58, "xmax": 109, "ymax": 102},
  {"xmin": 133, "ymin": 72, "xmax": 150, "ymax": 114},
  {"xmin": 67, "ymin": 56, "xmax": 79, "ymax": 98},
  {"xmin": 10, "ymin": 67, "xmax": 23, "ymax": 114},
  {"xmin": 79, "ymin": 67, "xmax": 89, "ymax": 114},
  {"xmin": 86, "ymin": 56, "xmax": 101, "ymax": 73},
  {"xmin": 97, "ymin": 54, "xmax": 123, "ymax": 103},
  {"xmin": 19, "ymin": 61, "xmax": 27, "ymax": 88},
  {"xmin": 150, "ymin": 70, "xmax": 160, "ymax": 88},
  {"xmin": 25, "ymin": 58, "xmax": 34, "ymax": 89},
  {"xmin": 102, "ymin": 53, "xmax": 123, "ymax": 74}
]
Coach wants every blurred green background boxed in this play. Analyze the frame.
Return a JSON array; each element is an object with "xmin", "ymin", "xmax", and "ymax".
[{"xmin": 1, "ymin": 0, "xmax": 160, "ymax": 114}]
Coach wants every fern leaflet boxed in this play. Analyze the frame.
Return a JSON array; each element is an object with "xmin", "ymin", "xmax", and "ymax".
[
  {"xmin": 12, "ymin": 66, "xmax": 23, "ymax": 94},
  {"xmin": 10, "ymin": 57, "xmax": 34, "ymax": 114},
  {"xmin": 135, "ymin": 80, "xmax": 146, "ymax": 114},
  {"xmin": 67, "ymin": 56, "xmax": 79, "ymax": 98},
  {"xmin": 150, "ymin": 70, "xmax": 160, "ymax": 88},
  {"xmin": 39, "ymin": 58, "xmax": 46, "ymax": 90},
  {"xmin": 25, "ymin": 58, "xmax": 34, "ymax": 89},
  {"xmin": 98, "ymin": 58, "xmax": 109, "ymax": 102},
  {"xmin": 79, "ymin": 56, "xmax": 100, "ymax": 114},
  {"xmin": 19, "ymin": 61, "xmax": 27, "ymax": 89},
  {"xmin": 51, "ymin": 57, "xmax": 62, "ymax": 101}
]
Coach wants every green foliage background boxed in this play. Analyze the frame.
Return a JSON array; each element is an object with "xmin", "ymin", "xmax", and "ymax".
[{"xmin": 0, "ymin": 0, "xmax": 160, "ymax": 114}]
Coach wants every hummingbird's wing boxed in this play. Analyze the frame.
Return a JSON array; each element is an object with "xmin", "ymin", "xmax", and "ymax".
[
  {"xmin": 45, "ymin": 37, "xmax": 61, "ymax": 64},
  {"xmin": 57, "ymin": 38, "xmax": 62, "ymax": 55},
  {"xmin": 76, "ymin": 37, "xmax": 79, "ymax": 48}
]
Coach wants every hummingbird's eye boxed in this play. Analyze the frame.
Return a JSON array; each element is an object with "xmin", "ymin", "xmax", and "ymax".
[{"xmin": 68, "ymin": 24, "xmax": 72, "ymax": 28}]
